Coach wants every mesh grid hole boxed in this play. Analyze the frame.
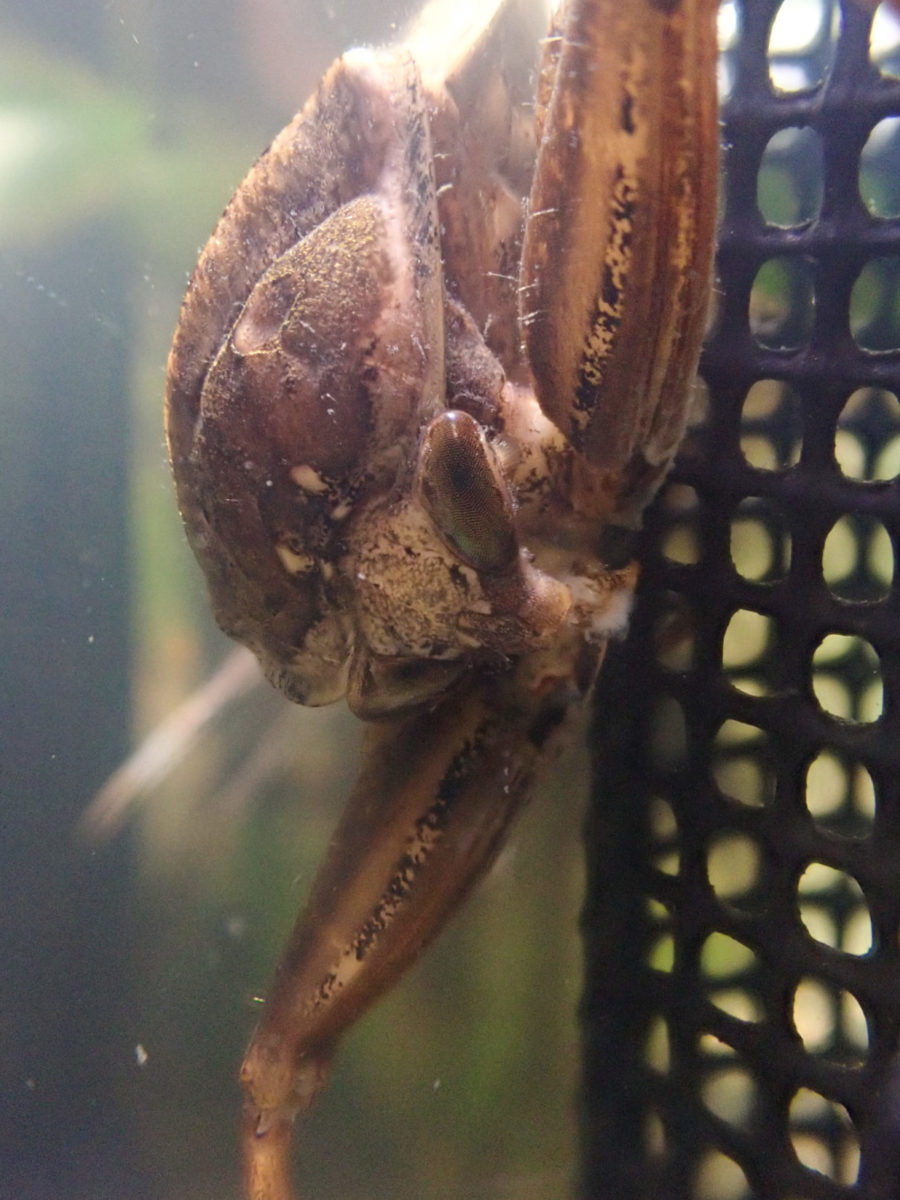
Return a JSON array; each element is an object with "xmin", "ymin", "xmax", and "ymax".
[
  {"xmin": 643, "ymin": 1109, "xmax": 666, "ymax": 1158},
  {"xmin": 644, "ymin": 1014, "xmax": 670, "ymax": 1073},
  {"xmin": 706, "ymin": 831, "xmax": 765, "ymax": 908},
  {"xmin": 822, "ymin": 515, "xmax": 894, "ymax": 601},
  {"xmin": 653, "ymin": 590, "xmax": 697, "ymax": 673},
  {"xmin": 649, "ymin": 695, "xmax": 689, "ymax": 770},
  {"xmin": 850, "ymin": 256, "xmax": 900, "ymax": 351},
  {"xmin": 758, "ymin": 126, "xmax": 825, "ymax": 227},
  {"xmin": 646, "ymin": 896, "xmax": 676, "ymax": 973},
  {"xmin": 871, "ymin": 2, "xmax": 900, "ymax": 75},
  {"xmin": 647, "ymin": 929, "xmax": 676, "ymax": 974},
  {"xmin": 731, "ymin": 498, "xmax": 792, "ymax": 581},
  {"xmin": 788, "ymin": 1088, "xmax": 859, "ymax": 1184},
  {"xmin": 717, "ymin": 1, "xmax": 740, "ymax": 100},
  {"xmin": 698, "ymin": 1031, "xmax": 738, "ymax": 1059},
  {"xmin": 700, "ymin": 932, "xmax": 759, "ymax": 981},
  {"xmin": 793, "ymin": 976, "xmax": 835, "ymax": 1053},
  {"xmin": 839, "ymin": 989, "xmax": 869, "ymax": 1055},
  {"xmin": 724, "ymin": 609, "xmax": 782, "ymax": 700},
  {"xmin": 874, "ymin": 438, "xmax": 900, "ymax": 480},
  {"xmin": 768, "ymin": 0, "xmax": 840, "ymax": 93},
  {"xmin": 740, "ymin": 379, "xmax": 803, "ymax": 471},
  {"xmin": 749, "ymin": 256, "xmax": 816, "ymax": 349},
  {"xmin": 866, "ymin": 521, "xmax": 895, "ymax": 589},
  {"xmin": 712, "ymin": 719, "xmax": 775, "ymax": 809},
  {"xmin": 650, "ymin": 794, "xmax": 679, "ymax": 839},
  {"xmin": 650, "ymin": 795, "xmax": 681, "ymax": 876},
  {"xmin": 653, "ymin": 845, "xmax": 681, "ymax": 877},
  {"xmin": 804, "ymin": 750, "xmax": 876, "ymax": 836},
  {"xmin": 701, "ymin": 1062, "xmax": 760, "ymax": 1131},
  {"xmin": 694, "ymin": 1149, "xmax": 752, "ymax": 1200},
  {"xmin": 792, "ymin": 976, "xmax": 869, "ymax": 1063},
  {"xmin": 860, "ymin": 116, "xmax": 900, "ymax": 220},
  {"xmin": 797, "ymin": 863, "xmax": 874, "ymax": 956},
  {"xmin": 709, "ymin": 986, "xmax": 765, "ymax": 1024},
  {"xmin": 582, "ymin": 2, "xmax": 900, "ymax": 1193},
  {"xmin": 843, "ymin": 904, "xmax": 875, "ymax": 956},
  {"xmin": 723, "ymin": 608, "xmax": 778, "ymax": 696},
  {"xmin": 660, "ymin": 483, "xmax": 703, "ymax": 565},
  {"xmin": 687, "ymin": 376, "xmax": 712, "ymax": 432},
  {"xmin": 810, "ymin": 633, "xmax": 884, "ymax": 723},
  {"xmin": 835, "ymin": 386, "xmax": 900, "ymax": 480},
  {"xmin": 798, "ymin": 906, "xmax": 838, "ymax": 952}
]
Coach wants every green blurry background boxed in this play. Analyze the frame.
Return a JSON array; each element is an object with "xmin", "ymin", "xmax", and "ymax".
[{"xmin": 0, "ymin": 2, "xmax": 583, "ymax": 1197}]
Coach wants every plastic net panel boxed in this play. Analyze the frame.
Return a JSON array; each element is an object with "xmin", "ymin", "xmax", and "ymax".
[{"xmin": 581, "ymin": 3, "xmax": 900, "ymax": 1198}]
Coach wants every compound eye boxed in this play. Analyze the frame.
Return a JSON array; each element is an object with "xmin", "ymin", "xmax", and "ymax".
[{"xmin": 417, "ymin": 411, "xmax": 518, "ymax": 573}]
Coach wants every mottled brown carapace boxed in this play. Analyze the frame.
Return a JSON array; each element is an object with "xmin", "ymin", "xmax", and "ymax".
[{"xmin": 164, "ymin": 0, "xmax": 719, "ymax": 1196}]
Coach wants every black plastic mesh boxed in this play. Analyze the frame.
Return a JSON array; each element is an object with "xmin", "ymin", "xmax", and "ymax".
[{"xmin": 581, "ymin": 3, "xmax": 900, "ymax": 1198}]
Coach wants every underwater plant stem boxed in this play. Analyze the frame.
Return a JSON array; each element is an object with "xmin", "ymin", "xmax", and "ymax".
[{"xmin": 242, "ymin": 1106, "xmax": 297, "ymax": 1200}]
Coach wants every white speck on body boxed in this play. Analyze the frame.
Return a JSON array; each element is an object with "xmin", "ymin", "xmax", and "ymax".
[{"xmin": 135, "ymin": 1044, "xmax": 148, "ymax": 1068}]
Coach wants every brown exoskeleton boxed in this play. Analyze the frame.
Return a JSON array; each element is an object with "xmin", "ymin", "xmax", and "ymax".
[{"xmin": 163, "ymin": 0, "xmax": 719, "ymax": 1195}]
